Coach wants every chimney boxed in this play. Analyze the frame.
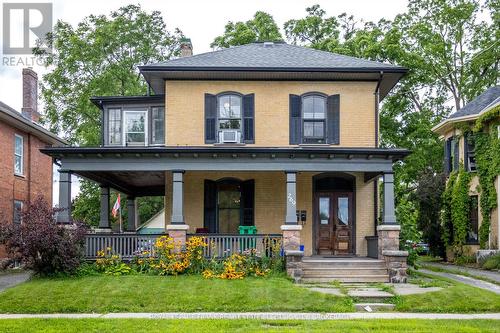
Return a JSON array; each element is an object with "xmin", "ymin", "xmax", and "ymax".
[
  {"xmin": 21, "ymin": 67, "xmax": 40, "ymax": 122},
  {"xmin": 180, "ymin": 38, "xmax": 193, "ymax": 57}
]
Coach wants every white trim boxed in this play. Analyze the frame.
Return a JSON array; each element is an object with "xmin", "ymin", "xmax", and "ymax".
[
  {"xmin": 166, "ymin": 224, "xmax": 190, "ymax": 231},
  {"xmin": 280, "ymin": 225, "xmax": 303, "ymax": 231},
  {"xmin": 14, "ymin": 134, "xmax": 24, "ymax": 176},
  {"xmin": 377, "ymin": 225, "xmax": 401, "ymax": 231},
  {"xmin": 432, "ymin": 99, "xmax": 500, "ymax": 134},
  {"xmin": 123, "ymin": 110, "xmax": 148, "ymax": 146}
]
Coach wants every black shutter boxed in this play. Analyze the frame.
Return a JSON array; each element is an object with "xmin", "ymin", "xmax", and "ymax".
[
  {"xmin": 204, "ymin": 180, "xmax": 217, "ymax": 233},
  {"xmin": 444, "ymin": 138, "xmax": 451, "ymax": 174},
  {"xmin": 289, "ymin": 94, "xmax": 301, "ymax": 144},
  {"xmin": 241, "ymin": 179, "xmax": 255, "ymax": 226},
  {"xmin": 205, "ymin": 93, "xmax": 217, "ymax": 143},
  {"xmin": 453, "ymin": 138, "xmax": 459, "ymax": 171},
  {"xmin": 327, "ymin": 94, "xmax": 340, "ymax": 144},
  {"xmin": 242, "ymin": 94, "xmax": 255, "ymax": 143}
]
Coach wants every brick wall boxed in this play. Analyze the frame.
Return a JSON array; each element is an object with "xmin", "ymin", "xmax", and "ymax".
[
  {"xmin": 0, "ymin": 121, "xmax": 53, "ymax": 226},
  {"xmin": 165, "ymin": 81, "xmax": 377, "ymax": 147},
  {"xmin": 164, "ymin": 171, "xmax": 375, "ymax": 256}
]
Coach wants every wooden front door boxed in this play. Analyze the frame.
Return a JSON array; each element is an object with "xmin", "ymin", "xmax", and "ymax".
[{"xmin": 315, "ymin": 192, "xmax": 353, "ymax": 255}]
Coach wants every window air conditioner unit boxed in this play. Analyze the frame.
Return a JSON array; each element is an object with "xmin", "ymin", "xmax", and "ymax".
[{"xmin": 219, "ymin": 130, "xmax": 240, "ymax": 143}]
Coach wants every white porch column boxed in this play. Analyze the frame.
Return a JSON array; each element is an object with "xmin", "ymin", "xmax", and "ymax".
[
  {"xmin": 281, "ymin": 171, "xmax": 302, "ymax": 252},
  {"xmin": 57, "ymin": 170, "xmax": 72, "ymax": 223},
  {"xmin": 167, "ymin": 170, "xmax": 188, "ymax": 251}
]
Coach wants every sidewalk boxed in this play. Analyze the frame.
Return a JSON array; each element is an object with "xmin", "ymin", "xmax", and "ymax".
[
  {"xmin": 423, "ymin": 262, "xmax": 500, "ymax": 284},
  {"xmin": 0, "ymin": 312, "xmax": 499, "ymax": 320},
  {"xmin": 419, "ymin": 268, "xmax": 500, "ymax": 294}
]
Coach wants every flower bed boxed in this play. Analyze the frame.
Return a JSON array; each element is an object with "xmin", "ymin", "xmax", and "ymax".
[{"xmin": 87, "ymin": 236, "xmax": 283, "ymax": 279}]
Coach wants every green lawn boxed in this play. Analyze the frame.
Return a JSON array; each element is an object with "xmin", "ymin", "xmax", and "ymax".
[
  {"xmin": 0, "ymin": 275, "xmax": 353, "ymax": 313},
  {"xmin": 394, "ymin": 271, "xmax": 500, "ymax": 313},
  {"xmin": 0, "ymin": 319, "xmax": 498, "ymax": 332},
  {"xmin": 1, "ymin": 273, "xmax": 499, "ymax": 314}
]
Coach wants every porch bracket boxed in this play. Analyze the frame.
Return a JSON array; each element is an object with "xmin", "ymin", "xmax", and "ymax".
[{"xmin": 56, "ymin": 170, "xmax": 72, "ymax": 224}]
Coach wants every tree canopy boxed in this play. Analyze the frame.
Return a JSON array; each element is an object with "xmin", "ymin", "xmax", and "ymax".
[{"xmin": 35, "ymin": 4, "xmax": 184, "ymax": 145}]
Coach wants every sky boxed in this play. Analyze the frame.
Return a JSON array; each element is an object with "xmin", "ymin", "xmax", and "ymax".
[{"xmin": 0, "ymin": 0, "xmax": 409, "ymax": 204}]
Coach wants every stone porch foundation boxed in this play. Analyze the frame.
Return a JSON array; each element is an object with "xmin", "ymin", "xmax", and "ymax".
[
  {"xmin": 377, "ymin": 224, "xmax": 408, "ymax": 283},
  {"xmin": 281, "ymin": 225, "xmax": 304, "ymax": 282},
  {"xmin": 166, "ymin": 224, "xmax": 189, "ymax": 252}
]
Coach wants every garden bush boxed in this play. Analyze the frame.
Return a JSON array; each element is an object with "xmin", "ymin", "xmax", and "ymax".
[
  {"xmin": 0, "ymin": 197, "xmax": 87, "ymax": 276},
  {"xmin": 481, "ymin": 253, "xmax": 500, "ymax": 270}
]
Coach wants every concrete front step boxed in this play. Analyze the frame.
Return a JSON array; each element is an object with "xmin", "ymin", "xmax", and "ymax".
[
  {"xmin": 302, "ymin": 270, "xmax": 389, "ymax": 277},
  {"xmin": 301, "ymin": 275, "xmax": 389, "ymax": 283}
]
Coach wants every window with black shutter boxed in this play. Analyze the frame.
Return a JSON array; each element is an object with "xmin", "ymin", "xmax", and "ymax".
[{"xmin": 465, "ymin": 133, "xmax": 477, "ymax": 172}]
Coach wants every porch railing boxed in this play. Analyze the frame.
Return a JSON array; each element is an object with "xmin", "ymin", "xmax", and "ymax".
[
  {"xmin": 84, "ymin": 233, "xmax": 282, "ymax": 260},
  {"xmin": 189, "ymin": 234, "xmax": 282, "ymax": 258},
  {"xmin": 84, "ymin": 233, "xmax": 161, "ymax": 260}
]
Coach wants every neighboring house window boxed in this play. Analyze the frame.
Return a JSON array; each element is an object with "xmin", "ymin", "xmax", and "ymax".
[
  {"xmin": 14, "ymin": 134, "xmax": 23, "ymax": 175},
  {"xmin": 467, "ymin": 195, "xmax": 479, "ymax": 244},
  {"xmin": 13, "ymin": 200, "xmax": 23, "ymax": 224},
  {"xmin": 151, "ymin": 107, "xmax": 165, "ymax": 145},
  {"xmin": 445, "ymin": 136, "xmax": 459, "ymax": 174},
  {"xmin": 302, "ymin": 95, "xmax": 327, "ymax": 144},
  {"xmin": 108, "ymin": 108, "xmax": 121, "ymax": 145},
  {"xmin": 465, "ymin": 133, "xmax": 476, "ymax": 172},
  {"xmin": 218, "ymin": 94, "xmax": 242, "ymax": 143},
  {"xmin": 123, "ymin": 110, "xmax": 147, "ymax": 146}
]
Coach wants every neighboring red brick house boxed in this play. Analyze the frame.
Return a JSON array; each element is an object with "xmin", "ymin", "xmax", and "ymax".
[{"xmin": 0, "ymin": 68, "xmax": 65, "ymax": 240}]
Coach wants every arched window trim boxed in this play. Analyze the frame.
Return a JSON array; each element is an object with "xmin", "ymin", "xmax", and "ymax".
[{"xmin": 301, "ymin": 93, "xmax": 328, "ymax": 144}]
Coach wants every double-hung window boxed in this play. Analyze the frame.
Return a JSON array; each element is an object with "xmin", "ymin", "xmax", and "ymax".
[
  {"xmin": 108, "ymin": 108, "xmax": 122, "ymax": 145},
  {"xmin": 123, "ymin": 110, "xmax": 148, "ymax": 146},
  {"xmin": 302, "ymin": 95, "xmax": 326, "ymax": 144},
  {"xmin": 217, "ymin": 94, "xmax": 242, "ymax": 143},
  {"xmin": 13, "ymin": 200, "xmax": 23, "ymax": 224},
  {"xmin": 14, "ymin": 134, "xmax": 23, "ymax": 175},
  {"xmin": 151, "ymin": 107, "xmax": 165, "ymax": 145}
]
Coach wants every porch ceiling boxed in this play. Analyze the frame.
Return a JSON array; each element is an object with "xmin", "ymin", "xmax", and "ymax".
[
  {"xmin": 42, "ymin": 146, "xmax": 410, "ymax": 175},
  {"xmin": 78, "ymin": 170, "xmax": 165, "ymax": 196}
]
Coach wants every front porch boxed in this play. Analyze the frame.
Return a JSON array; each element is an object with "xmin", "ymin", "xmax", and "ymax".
[{"xmin": 43, "ymin": 146, "xmax": 409, "ymax": 281}]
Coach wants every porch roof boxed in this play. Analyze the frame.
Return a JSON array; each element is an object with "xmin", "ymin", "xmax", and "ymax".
[{"xmin": 42, "ymin": 146, "xmax": 408, "ymax": 196}]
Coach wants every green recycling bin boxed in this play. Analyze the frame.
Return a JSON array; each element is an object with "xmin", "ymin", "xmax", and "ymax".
[{"xmin": 238, "ymin": 226, "xmax": 257, "ymax": 252}]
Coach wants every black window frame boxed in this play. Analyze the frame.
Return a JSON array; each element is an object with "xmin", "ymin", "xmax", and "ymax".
[
  {"xmin": 465, "ymin": 133, "xmax": 477, "ymax": 172},
  {"xmin": 301, "ymin": 93, "xmax": 327, "ymax": 144}
]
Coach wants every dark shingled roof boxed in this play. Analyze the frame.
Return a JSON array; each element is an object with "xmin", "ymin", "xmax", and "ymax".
[
  {"xmin": 448, "ymin": 86, "xmax": 500, "ymax": 119},
  {"xmin": 144, "ymin": 42, "xmax": 404, "ymax": 71}
]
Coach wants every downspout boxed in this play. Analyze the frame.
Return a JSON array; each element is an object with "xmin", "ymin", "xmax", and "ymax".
[
  {"xmin": 28, "ymin": 133, "xmax": 31, "ymax": 203},
  {"xmin": 374, "ymin": 71, "xmax": 383, "ymax": 235}
]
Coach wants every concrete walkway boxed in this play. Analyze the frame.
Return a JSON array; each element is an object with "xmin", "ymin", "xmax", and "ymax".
[
  {"xmin": 0, "ymin": 312, "xmax": 499, "ymax": 320},
  {"xmin": 423, "ymin": 262, "xmax": 500, "ymax": 284},
  {"xmin": 419, "ymin": 268, "xmax": 500, "ymax": 294},
  {"xmin": 0, "ymin": 271, "xmax": 31, "ymax": 292}
]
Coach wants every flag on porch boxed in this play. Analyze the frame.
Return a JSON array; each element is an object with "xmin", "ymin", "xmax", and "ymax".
[{"xmin": 112, "ymin": 194, "xmax": 121, "ymax": 218}]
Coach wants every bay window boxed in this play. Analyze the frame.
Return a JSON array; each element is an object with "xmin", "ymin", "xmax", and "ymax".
[{"xmin": 105, "ymin": 105, "xmax": 165, "ymax": 146}]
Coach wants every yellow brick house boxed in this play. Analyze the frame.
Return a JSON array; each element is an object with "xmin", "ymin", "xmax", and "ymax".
[{"xmin": 42, "ymin": 41, "xmax": 411, "ymax": 282}]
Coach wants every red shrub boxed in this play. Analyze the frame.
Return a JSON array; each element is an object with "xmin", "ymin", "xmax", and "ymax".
[{"xmin": 0, "ymin": 197, "xmax": 87, "ymax": 275}]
